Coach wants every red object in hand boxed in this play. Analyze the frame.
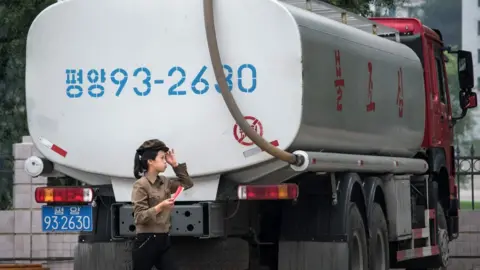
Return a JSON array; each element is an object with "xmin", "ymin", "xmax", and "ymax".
[{"xmin": 172, "ymin": 186, "xmax": 184, "ymax": 201}]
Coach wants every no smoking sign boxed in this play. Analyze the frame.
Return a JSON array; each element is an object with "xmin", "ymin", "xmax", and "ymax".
[{"xmin": 233, "ymin": 116, "xmax": 263, "ymax": 146}]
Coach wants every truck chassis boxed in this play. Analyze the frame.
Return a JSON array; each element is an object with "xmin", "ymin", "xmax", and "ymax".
[{"xmin": 67, "ymin": 168, "xmax": 454, "ymax": 269}]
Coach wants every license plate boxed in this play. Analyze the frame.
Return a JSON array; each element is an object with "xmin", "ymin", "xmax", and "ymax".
[{"xmin": 41, "ymin": 205, "xmax": 93, "ymax": 232}]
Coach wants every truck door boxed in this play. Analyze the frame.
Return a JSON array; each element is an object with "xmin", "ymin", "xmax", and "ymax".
[
  {"xmin": 430, "ymin": 40, "xmax": 454, "ymax": 180},
  {"xmin": 429, "ymin": 41, "xmax": 451, "ymax": 148},
  {"xmin": 430, "ymin": 39, "xmax": 457, "ymax": 201}
]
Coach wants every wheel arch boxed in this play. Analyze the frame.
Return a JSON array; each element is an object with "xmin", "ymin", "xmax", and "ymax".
[
  {"xmin": 339, "ymin": 173, "xmax": 368, "ymax": 238},
  {"xmin": 427, "ymin": 147, "xmax": 450, "ymax": 207}
]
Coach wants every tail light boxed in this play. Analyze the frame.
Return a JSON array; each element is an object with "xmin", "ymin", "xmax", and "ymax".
[
  {"xmin": 237, "ymin": 184, "xmax": 299, "ymax": 200},
  {"xmin": 35, "ymin": 187, "xmax": 94, "ymax": 203}
]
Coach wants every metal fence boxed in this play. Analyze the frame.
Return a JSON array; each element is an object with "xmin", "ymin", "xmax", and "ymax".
[{"xmin": 455, "ymin": 145, "xmax": 480, "ymax": 210}]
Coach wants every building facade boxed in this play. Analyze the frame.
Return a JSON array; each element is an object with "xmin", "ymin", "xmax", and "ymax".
[
  {"xmin": 369, "ymin": 0, "xmax": 426, "ymax": 18},
  {"xmin": 462, "ymin": 0, "xmax": 480, "ymax": 89}
]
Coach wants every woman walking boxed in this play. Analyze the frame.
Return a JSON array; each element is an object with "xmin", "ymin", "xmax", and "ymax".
[{"xmin": 131, "ymin": 139, "xmax": 194, "ymax": 270}]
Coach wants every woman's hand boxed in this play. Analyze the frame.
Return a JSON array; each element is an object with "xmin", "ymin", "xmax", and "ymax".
[
  {"xmin": 154, "ymin": 198, "xmax": 174, "ymax": 213},
  {"xmin": 166, "ymin": 149, "xmax": 178, "ymax": 167}
]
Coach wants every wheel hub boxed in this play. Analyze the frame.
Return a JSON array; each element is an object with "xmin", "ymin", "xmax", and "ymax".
[
  {"xmin": 351, "ymin": 232, "xmax": 365, "ymax": 270},
  {"xmin": 438, "ymin": 228, "xmax": 449, "ymax": 267},
  {"xmin": 374, "ymin": 231, "xmax": 386, "ymax": 269}
]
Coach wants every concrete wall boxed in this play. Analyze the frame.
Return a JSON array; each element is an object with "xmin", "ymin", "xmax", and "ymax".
[{"xmin": 0, "ymin": 136, "xmax": 78, "ymax": 270}]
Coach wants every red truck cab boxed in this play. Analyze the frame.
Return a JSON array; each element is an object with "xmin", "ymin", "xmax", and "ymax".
[{"xmin": 371, "ymin": 17, "xmax": 478, "ymax": 239}]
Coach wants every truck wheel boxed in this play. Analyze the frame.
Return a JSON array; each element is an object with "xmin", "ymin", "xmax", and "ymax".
[
  {"xmin": 368, "ymin": 203, "xmax": 389, "ymax": 270},
  {"xmin": 348, "ymin": 202, "xmax": 368, "ymax": 270},
  {"xmin": 431, "ymin": 202, "xmax": 450, "ymax": 269}
]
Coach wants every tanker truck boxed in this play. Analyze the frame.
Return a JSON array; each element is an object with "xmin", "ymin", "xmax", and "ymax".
[{"xmin": 22, "ymin": 0, "xmax": 477, "ymax": 269}]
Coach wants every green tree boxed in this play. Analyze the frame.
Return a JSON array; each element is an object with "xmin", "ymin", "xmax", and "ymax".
[
  {"xmin": 321, "ymin": 0, "xmax": 408, "ymax": 16},
  {"xmin": 0, "ymin": 0, "xmax": 56, "ymax": 210}
]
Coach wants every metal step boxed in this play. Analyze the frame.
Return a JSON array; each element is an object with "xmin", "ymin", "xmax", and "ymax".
[{"xmin": 396, "ymin": 209, "xmax": 437, "ymax": 262}]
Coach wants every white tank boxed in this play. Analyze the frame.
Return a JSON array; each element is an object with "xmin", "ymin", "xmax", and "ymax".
[{"xmin": 25, "ymin": 0, "xmax": 425, "ymax": 182}]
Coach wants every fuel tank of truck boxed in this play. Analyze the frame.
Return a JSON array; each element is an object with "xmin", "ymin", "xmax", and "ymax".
[{"xmin": 25, "ymin": 0, "xmax": 425, "ymax": 180}]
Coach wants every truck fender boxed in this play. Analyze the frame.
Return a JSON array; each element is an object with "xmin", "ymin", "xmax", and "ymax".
[
  {"xmin": 426, "ymin": 147, "xmax": 451, "ymax": 208},
  {"xmin": 278, "ymin": 173, "xmax": 367, "ymax": 270},
  {"xmin": 329, "ymin": 172, "xmax": 368, "ymax": 238},
  {"xmin": 280, "ymin": 172, "xmax": 366, "ymax": 242},
  {"xmin": 427, "ymin": 147, "xmax": 446, "ymax": 173}
]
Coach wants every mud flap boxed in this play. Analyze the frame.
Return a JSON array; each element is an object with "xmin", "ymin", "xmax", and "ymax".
[
  {"xmin": 278, "ymin": 242, "xmax": 348, "ymax": 270},
  {"xmin": 279, "ymin": 173, "xmax": 366, "ymax": 270},
  {"xmin": 75, "ymin": 238, "xmax": 249, "ymax": 270}
]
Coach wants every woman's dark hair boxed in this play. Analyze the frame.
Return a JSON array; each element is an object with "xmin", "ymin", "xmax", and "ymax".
[{"xmin": 133, "ymin": 139, "xmax": 169, "ymax": 179}]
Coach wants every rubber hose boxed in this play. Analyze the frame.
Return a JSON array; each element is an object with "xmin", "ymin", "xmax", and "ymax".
[{"xmin": 203, "ymin": 0, "xmax": 301, "ymax": 165}]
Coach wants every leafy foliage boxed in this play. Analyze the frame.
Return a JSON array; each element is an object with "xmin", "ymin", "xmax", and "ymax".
[
  {"xmin": 0, "ymin": 0, "xmax": 56, "ymax": 209},
  {"xmin": 0, "ymin": 156, "xmax": 13, "ymax": 210},
  {"xmin": 321, "ymin": 0, "xmax": 407, "ymax": 16}
]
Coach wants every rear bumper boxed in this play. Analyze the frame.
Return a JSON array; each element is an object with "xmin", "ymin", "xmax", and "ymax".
[{"xmin": 114, "ymin": 202, "xmax": 225, "ymax": 239}]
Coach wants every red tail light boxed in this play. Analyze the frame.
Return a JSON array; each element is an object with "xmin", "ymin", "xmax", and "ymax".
[
  {"xmin": 237, "ymin": 184, "xmax": 299, "ymax": 200},
  {"xmin": 35, "ymin": 187, "xmax": 94, "ymax": 203}
]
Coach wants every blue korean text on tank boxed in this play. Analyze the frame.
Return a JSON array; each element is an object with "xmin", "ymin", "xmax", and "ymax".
[{"xmin": 65, "ymin": 64, "xmax": 257, "ymax": 99}]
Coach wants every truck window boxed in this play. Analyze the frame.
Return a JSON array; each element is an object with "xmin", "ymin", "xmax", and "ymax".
[{"xmin": 433, "ymin": 45, "xmax": 448, "ymax": 104}]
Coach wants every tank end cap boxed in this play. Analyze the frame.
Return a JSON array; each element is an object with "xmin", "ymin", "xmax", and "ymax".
[{"xmin": 24, "ymin": 156, "xmax": 54, "ymax": 177}]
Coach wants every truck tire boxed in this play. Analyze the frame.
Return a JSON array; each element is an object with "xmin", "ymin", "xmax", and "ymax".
[
  {"xmin": 348, "ymin": 202, "xmax": 368, "ymax": 270},
  {"xmin": 368, "ymin": 203, "xmax": 389, "ymax": 270},
  {"xmin": 434, "ymin": 201, "xmax": 450, "ymax": 269}
]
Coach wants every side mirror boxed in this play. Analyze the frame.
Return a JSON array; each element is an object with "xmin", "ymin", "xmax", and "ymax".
[
  {"xmin": 451, "ymin": 49, "xmax": 476, "ymax": 125},
  {"xmin": 457, "ymin": 50, "xmax": 474, "ymax": 90},
  {"xmin": 453, "ymin": 90, "xmax": 478, "ymax": 125},
  {"xmin": 460, "ymin": 90, "xmax": 478, "ymax": 110}
]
